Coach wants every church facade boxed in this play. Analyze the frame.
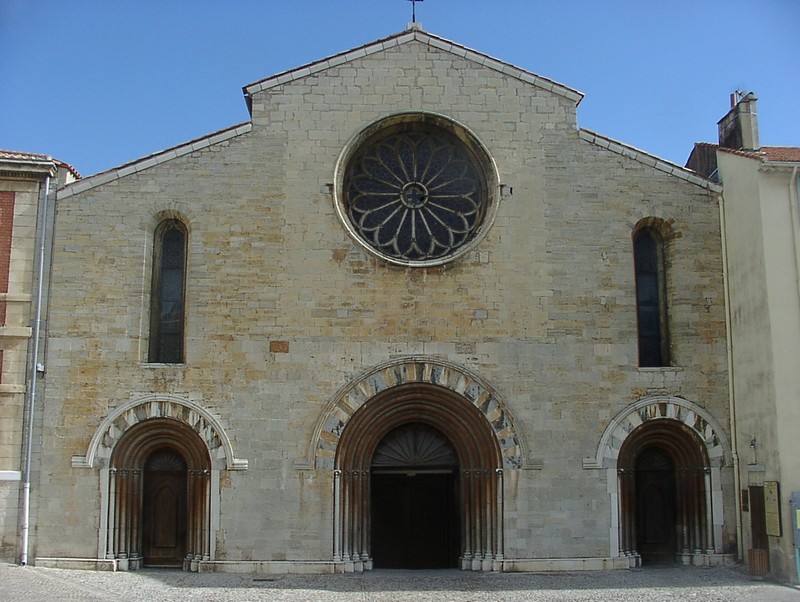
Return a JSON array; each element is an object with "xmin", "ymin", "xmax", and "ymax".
[{"xmin": 29, "ymin": 27, "xmax": 735, "ymax": 572}]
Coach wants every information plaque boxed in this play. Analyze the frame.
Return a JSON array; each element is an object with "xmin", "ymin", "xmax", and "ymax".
[{"xmin": 764, "ymin": 481, "xmax": 782, "ymax": 537}]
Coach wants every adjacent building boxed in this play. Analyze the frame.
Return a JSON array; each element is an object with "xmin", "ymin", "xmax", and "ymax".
[
  {"xmin": 0, "ymin": 151, "xmax": 77, "ymax": 560},
  {"xmin": 689, "ymin": 93, "xmax": 800, "ymax": 582},
  {"xmin": 16, "ymin": 27, "xmax": 735, "ymax": 573}
]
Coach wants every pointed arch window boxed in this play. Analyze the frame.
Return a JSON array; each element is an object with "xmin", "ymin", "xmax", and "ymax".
[
  {"xmin": 633, "ymin": 228, "xmax": 669, "ymax": 367},
  {"xmin": 149, "ymin": 220, "xmax": 186, "ymax": 363}
]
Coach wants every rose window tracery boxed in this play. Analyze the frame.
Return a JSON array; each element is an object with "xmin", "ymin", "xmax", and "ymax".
[{"xmin": 339, "ymin": 117, "xmax": 492, "ymax": 265}]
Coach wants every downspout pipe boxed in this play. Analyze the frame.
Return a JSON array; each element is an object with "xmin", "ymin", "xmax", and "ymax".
[
  {"xmin": 788, "ymin": 166, "xmax": 800, "ymax": 300},
  {"xmin": 787, "ymin": 165, "xmax": 799, "ymax": 584},
  {"xmin": 19, "ymin": 174, "xmax": 51, "ymax": 566},
  {"xmin": 718, "ymin": 185, "xmax": 743, "ymax": 561}
]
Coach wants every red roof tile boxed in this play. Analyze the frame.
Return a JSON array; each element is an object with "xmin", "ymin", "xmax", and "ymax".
[
  {"xmin": 716, "ymin": 146, "xmax": 763, "ymax": 159},
  {"xmin": 761, "ymin": 146, "xmax": 800, "ymax": 162}
]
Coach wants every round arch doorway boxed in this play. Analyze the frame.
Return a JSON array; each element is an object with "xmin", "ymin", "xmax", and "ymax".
[
  {"xmin": 334, "ymin": 383, "xmax": 504, "ymax": 572},
  {"xmin": 108, "ymin": 418, "xmax": 212, "ymax": 570},
  {"xmin": 617, "ymin": 420, "xmax": 711, "ymax": 565},
  {"xmin": 370, "ymin": 423, "xmax": 461, "ymax": 569}
]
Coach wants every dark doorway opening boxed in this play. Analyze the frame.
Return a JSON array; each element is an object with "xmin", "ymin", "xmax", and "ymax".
[
  {"xmin": 747, "ymin": 485, "xmax": 770, "ymax": 574},
  {"xmin": 142, "ymin": 449, "xmax": 187, "ymax": 568},
  {"xmin": 371, "ymin": 471, "xmax": 460, "ymax": 569},
  {"xmin": 369, "ymin": 422, "xmax": 461, "ymax": 569},
  {"xmin": 635, "ymin": 447, "xmax": 677, "ymax": 564},
  {"xmin": 748, "ymin": 486, "xmax": 768, "ymax": 550}
]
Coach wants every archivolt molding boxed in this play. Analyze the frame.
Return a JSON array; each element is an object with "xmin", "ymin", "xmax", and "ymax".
[
  {"xmin": 71, "ymin": 394, "xmax": 248, "ymax": 471},
  {"xmin": 147, "ymin": 208, "xmax": 193, "ymax": 234},
  {"xmin": 301, "ymin": 357, "xmax": 529, "ymax": 471},
  {"xmin": 583, "ymin": 395, "xmax": 729, "ymax": 470}
]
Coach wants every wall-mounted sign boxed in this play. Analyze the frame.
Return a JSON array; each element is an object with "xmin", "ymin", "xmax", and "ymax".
[
  {"xmin": 790, "ymin": 491, "xmax": 800, "ymax": 547},
  {"xmin": 764, "ymin": 481, "xmax": 782, "ymax": 537}
]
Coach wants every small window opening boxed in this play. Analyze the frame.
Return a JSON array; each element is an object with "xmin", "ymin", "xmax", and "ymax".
[{"xmin": 634, "ymin": 229, "xmax": 669, "ymax": 367}]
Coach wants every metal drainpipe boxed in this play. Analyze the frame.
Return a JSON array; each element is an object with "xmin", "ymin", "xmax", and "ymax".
[
  {"xmin": 788, "ymin": 165, "xmax": 800, "ymax": 584},
  {"xmin": 788, "ymin": 166, "xmax": 800, "ymax": 299},
  {"xmin": 718, "ymin": 185, "xmax": 743, "ymax": 561},
  {"xmin": 19, "ymin": 173, "xmax": 51, "ymax": 566}
]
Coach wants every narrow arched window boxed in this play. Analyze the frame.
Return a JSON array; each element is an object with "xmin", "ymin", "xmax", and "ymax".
[
  {"xmin": 634, "ymin": 228, "xmax": 669, "ymax": 367},
  {"xmin": 149, "ymin": 220, "xmax": 186, "ymax": 363}
]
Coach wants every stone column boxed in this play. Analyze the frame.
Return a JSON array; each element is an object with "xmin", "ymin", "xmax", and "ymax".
[{"xmin": 333, "ymin": 470, "xmax": 342, "ymax": 562}]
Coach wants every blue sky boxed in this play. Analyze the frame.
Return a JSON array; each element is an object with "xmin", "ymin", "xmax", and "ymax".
[{"xmin": 1, "ymin": 1, "xmax": 797, "ymax": 177}]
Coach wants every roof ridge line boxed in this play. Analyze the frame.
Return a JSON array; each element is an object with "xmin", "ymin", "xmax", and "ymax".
[
  {"xmin": 59, "ymin": 121, "xmax": 252, "ymax": 199},
  {"xmin": 579, "ymin": 129, "xmax": 722, "ymax": 192},
  {"xmin": 243, "ymin": 29, "xmax": 583, "ymax": 104}
]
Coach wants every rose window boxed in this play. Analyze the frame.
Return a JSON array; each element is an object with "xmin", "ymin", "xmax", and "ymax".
[{"xmin": 341, "ymin": 121, "xmax": 489, "ymax": 264}]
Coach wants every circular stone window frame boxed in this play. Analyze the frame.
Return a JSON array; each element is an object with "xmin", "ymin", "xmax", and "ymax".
[{"xmin": 334, "ymin": 112, "xmax": 501, "ymax": 268}]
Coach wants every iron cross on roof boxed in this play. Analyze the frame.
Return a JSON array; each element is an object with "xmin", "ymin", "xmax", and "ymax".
[{"xmin": 407, "ymin": 0, "xmax": 423, "ymax": 23}]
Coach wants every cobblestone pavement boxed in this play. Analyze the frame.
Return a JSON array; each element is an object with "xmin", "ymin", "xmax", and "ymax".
[{"xmin": 1, "ymin": 564, "xmax": 799, "ymax": 602}]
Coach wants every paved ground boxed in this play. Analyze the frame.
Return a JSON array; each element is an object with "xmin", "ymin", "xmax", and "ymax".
[{"xmin": 0, "ymin": 563, "xmax": 799, "ymax": 601}]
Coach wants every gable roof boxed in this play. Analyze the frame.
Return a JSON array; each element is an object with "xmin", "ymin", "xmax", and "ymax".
[
  {"xmin": 714, "ymin": 145, "xmax": 800, "ymax": 164},
  {"xmin": 59, "ymin": 122, "xmax": 251, "ymax": 199},
  {"xmin": 62, "ymin": 27, "xmax": 585, "ymax": 199},
  {"xmin": 686, "ymin": 143, "xmax": 800, "ymax": 182},
  {"xmin": 242, "ymin": 26, "xmax": 584, "ymax": 109},
  {"xmin": 761, "ymin": 146, "xmax": 800, "ymax": 163},
  {"xmin": 579, "ymin": 131, "xmax": 722, "ymax": 192}
]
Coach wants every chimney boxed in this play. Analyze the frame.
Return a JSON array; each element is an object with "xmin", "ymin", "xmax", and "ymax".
[{"xmin": 717, "ymin": 92, "xmax": 760, "ymax": 151}]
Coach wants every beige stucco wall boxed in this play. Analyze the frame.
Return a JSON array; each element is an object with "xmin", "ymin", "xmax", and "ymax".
[
  {"xmin": 719, "ymin": 150, "xmax": 800, "ymax": 581},
  {"xmin": 31, "ymin": 38, "xmax": 733, "ymax": 568}
]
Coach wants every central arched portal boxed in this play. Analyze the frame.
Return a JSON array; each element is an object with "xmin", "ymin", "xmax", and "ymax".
[{"xmin": 335, "ymin": 383, "xmax": 503, "ymax": 571}]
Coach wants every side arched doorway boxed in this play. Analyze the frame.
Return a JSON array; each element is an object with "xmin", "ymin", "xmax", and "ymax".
[
  {"xmin": 108, "ymin": 418, "xmax": 211, "ymax": 570},
  {"xmin": 334, "ymin": 383, "xmax": 503, "ymax": 571},
  {"xmin": 618, "ymin": 420, "xmax": 711, "ymax": 564}
]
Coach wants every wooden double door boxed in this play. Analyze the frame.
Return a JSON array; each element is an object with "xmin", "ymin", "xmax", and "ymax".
[
  {"xmin": 635, "ymin": 459, "xmax": 677, "ymax": 563},
  {"xmin": 371, "ymin": 471, "xmax": 460, "ymax": 569}
]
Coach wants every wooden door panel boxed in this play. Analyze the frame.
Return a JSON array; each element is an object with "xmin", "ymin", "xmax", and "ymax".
[
  {"xmin": 143, "ymin": 471, "xmax": 186, "ymax": 567},
  {"xmin": 636, "ymin": 470, "xmax": 677, "ymax": 563},
  {"xmin": 371, "ymin": 473, "xmax": 459, "ymax": 569}
]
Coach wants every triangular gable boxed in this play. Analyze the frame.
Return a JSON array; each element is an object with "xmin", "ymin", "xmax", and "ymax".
[
  {"xmin": 242, "ymin": 26, "xmax": 583, "ymax": 110},
  {"xmin": 579, "ymin": 129, "xmax": 722, "ymax": 192}
]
